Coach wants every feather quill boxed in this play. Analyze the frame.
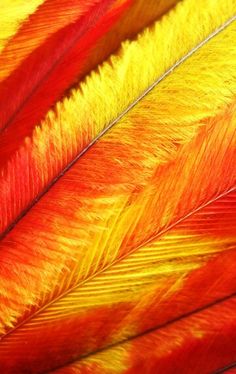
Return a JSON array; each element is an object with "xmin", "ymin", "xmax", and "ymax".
[
  {"xmin": 0, "ymin": 0, "xmax": 235, "ymax": 370},
  {"xmin": 74, "ymin": 0, "xmax": 180, "ymax": 84}
]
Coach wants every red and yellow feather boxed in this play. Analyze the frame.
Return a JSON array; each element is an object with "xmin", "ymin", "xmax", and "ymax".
[{"xmin": 0, "ymin": 0, "xmax": 235, "ymax": 372}]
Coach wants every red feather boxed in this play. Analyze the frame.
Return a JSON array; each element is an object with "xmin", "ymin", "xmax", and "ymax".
[
  {"xmin": 50, "ymin": 295, "xmax": 236, "ymax": 374},
  {"xmin": 0, "ymin": 0, "xmax": 130, "ymax": 167}
]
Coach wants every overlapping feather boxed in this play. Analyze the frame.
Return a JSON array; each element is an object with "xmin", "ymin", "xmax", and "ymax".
[
  {"xmin": 1, "ymin": 100, "xmax": 235, "ymax": 371},
  {"xmin": 0, "ymin": 0, "xmax": 179, "ymax": 83},
  {"xmin": 0, "ymin": 0, "xmax": 101, "ymax": 83},
  {"xmin": 51, "ymin": 295, "xmax": 236, "ymax": 374},
  {"xmin": 1, "ymin": 0, "xmax": 235, "ymax": 235},
  {"xmin": 0, "ymin": 0, "xmax": 125, "ymax": 162},
  {"xmin": 0, "ymin": 0, "xmax": 235, "ymax": 372},
  {"xmin": 0, "ymin": 0, "xmax": 179, "ymax": 167}
]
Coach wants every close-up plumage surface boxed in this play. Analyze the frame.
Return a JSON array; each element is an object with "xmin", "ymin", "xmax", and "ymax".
[{"xmin": 0, "ymin": 0, "xmax": 235, "ymax": 373}]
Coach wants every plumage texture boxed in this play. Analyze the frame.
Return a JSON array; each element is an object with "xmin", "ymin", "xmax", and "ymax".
[
  {"xmin": 0, "ymin": 0, "xmax": 44, "ymax": 53},
  {"xmin": 0, "ymin": 0, "xmax": 179, "ymax": 168},
  {"xmin": 0, "ymin": 0, "xmax": 235, "ymax": 372},
  {"xmin": 50, "ymin": 295, "xmax": 236, "ymax": 374},
  {"xmin": 77, "ymin": 0, "xmax": 180, "ymax": 79},
  {"xmin": 0, "ymin": 0, "xmax": 99, "ymax": 83},
  {"xmin": 1, "ymin": 0, "xmax": 235, "ymax": 235},
  {"xmin": 0, "ymin": 0, "xmax": 128, "ymax": 163},
  {"xmin": 0, "ymin": 0, "xmax": 179, "ymax": 84}
]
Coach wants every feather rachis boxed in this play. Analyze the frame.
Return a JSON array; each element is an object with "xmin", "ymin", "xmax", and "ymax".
[{"xmin": 0, "ymin": 0, "xmax": 134, "ymax": 176}]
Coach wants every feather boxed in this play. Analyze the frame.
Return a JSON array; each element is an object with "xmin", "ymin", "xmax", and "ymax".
[
  {"xmin": 0, "ymin": 0, "xmax": 132, "ymax": 164},
  {"xmin": 0, "ymin": 112, "xmax": 235, "ymax": 370},
  {"xmin": 0, "ymin": 0, "xmax": 101, "ymax": 83},
  {"xmin": 49, "ymin": 295, "xmax": 236, "ymax": 374},
  {"xmin": 0, "ymin": 0, "xmax": 179, "ymax": 84},
  {"xmin": 0, "ymin": 0, "xmax": 45, "ymax": 54},
  {"xmin": 0, "ymin": 0, "xmax": 180, "ymax": 169},
  {"xmin": 1, "ymin": 0, "xmax": 235, "ymax": 235},
  {"xmin": 0, "ymin": 0, "xmax": 235, "ymax": 370},
  {"xmin": 1, "ymin": 0, "xmax": 236, "ymax": 372},
  {"xmin": 74, "ymin": 0, "xmax": 180, "ymax": 83},
  {"xmin": 1, "ymin": 186, "xmax": 235, "ymax": 372}
]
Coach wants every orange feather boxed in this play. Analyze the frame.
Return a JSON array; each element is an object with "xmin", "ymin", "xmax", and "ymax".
[
  {"xmin": 50, "ymin": 295, "xmax": 236, "ymax": 374},
  {"xmin": 0, "ymin": 0, "xmax": 235, "ymax": 372},
  {"xmin": 0, "ymin": 0, "xmax": 179, "ymax": 169}
]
